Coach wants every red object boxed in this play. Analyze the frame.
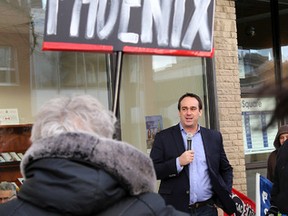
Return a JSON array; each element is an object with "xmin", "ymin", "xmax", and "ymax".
[
  {"xmin": 224, "ymin": 188, "xmax": 256, "ymax": 216},
  {"xmin": 42, "ymin": 42, "xmax": 113, "ymax": 53}
]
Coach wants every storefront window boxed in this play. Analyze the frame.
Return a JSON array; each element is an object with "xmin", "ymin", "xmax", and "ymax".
[
  {"xmin": 279, "ymin": 2, "xmax": 288, "ymax": 80},
  {"xmin": 120, "ymin": 55, "xmax": 208, "ymax": 153},
  {"xmin": 237, "ymin": 0, "xmax": 276, "ymax": 158},
  {"xmin": 0, "ymin": 1, "xmax": 111, "ymax": 124},
  {"xmin": 236, "ymin": 0, "xmax": 288, "ymax": 200},
  {"xmin": 237, "ymin": 0, "xmax": 275, "ymax": 94}
]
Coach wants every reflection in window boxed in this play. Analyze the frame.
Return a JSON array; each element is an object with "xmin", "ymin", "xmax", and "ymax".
[
  {"xmin": 279, "ymin": 0, "xmax": 288, "ymax": 80},
  {"xmin": 152, "ymin": 56, "xmax": 177, "ymax": 72},
  {"xmin": 0, "ymin": 46, "xmax": 18, "ymax": 86},
  {"xmin": 59, "ymin": 52, "xmax": 107, "ymax": 88},
  {"xmin": 238, "ymin": 48, "xmax": 274, "ymax": 93},
  {"xmin": 120, "ymin": 54, "xmax": 207, "ymax": 152},
  {"xmin": 32, "ymin": 52, "xmax": 107, "ymax": 89},
  {"xmin": 281, "ymin": 46, "xmax": 288, "ymax": 79},
  {"xmin": 29, "ymin": 6, "xmax": 111, "ymax": 115}
]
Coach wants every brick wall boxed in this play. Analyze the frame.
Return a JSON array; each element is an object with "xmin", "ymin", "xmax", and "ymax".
[{"xmin": 214, "ymin": 0, "xmax": 247, "ymax": 193}]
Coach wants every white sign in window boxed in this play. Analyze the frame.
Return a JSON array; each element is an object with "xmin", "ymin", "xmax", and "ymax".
[{"xmin": 241, "ymin": 97, "xmax": 278, "ymax": 154}]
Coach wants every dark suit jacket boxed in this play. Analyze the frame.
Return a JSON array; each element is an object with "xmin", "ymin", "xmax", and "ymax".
[{"xmin": 150, "ymin": 124, "xmax": 236, "ymax": 214}]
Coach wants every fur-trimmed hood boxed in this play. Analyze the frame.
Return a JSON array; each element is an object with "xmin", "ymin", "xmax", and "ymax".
[{"xmin": 20, "ymin": 132, "xmax": 157, "ymax": 195}]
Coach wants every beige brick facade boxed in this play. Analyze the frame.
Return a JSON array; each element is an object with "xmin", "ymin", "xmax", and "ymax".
[{"xmin": 214, "ymin": 0, "xmax": 247, "ymax": 194}]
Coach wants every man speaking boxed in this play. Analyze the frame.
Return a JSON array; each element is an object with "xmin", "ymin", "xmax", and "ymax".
[{"xmin": 150, "ymin": 93, "xmax": 236, "ymax": 216}]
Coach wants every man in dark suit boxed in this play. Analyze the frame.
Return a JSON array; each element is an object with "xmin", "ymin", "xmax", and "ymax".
[{"xmin": 150, "ymin": 93, "xmax": 236, "ymax": 215}]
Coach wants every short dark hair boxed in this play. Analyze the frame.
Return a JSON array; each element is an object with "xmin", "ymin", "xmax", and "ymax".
[{"xmin": 177, "ymin": 93, "xmax": 203, "ymax": 111}]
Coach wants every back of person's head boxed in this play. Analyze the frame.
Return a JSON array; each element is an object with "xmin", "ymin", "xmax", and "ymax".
[{"xmin": 31, "ymin": 95, "xmax": 116, "ymax": 142}]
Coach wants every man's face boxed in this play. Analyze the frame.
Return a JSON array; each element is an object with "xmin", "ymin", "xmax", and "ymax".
[
  {"xmin": 279, "ymin": 132, "xmax": 288, "ymax": 145},
  {"xmin": 0, "ymin": 190, "xmax": 15, "ymax": 204},
  {"xmin": 179, "ymin": 96, "xmax": 202, "ymax": 130}
]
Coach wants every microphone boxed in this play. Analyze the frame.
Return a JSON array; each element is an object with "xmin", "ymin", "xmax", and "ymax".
[{"xmin": 187, "ymin": 133, "xmax": 193, "ymax": 150}]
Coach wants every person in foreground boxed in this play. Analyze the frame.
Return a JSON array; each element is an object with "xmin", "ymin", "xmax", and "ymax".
[
  {"xmin": 265, "ymin": 80, "xmax": 288, "ymax": 216},
  {"xmin": 0, "ymin": 182, "xmax": 17, "ymax": 204},
  {"xmin": 266, "ymin": 125, "xmax": 288, "ymax": 183},
  {"xmin": 0, "ymin": 95, "xmax": 188, "ymax": 216},
  {"xmin": 150, "ymin": 93, "xmax": 236, "ymax": 216}
]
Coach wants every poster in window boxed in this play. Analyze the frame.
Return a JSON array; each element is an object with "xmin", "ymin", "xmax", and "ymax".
[{"xmin": 145, "ymin": 115, "xmax": 163, "ymax": 152}]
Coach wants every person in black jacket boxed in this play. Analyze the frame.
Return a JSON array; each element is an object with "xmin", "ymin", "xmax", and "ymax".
[
  {"xmin": 0, "ymin": 95, "xmax": 188, "ymax": 216},
  {"xmin": 266, "ymin": 125, "xmax": 288, "ymax": 183},
  {"xmin": 260, "ymin": 78, "xmax": 288, "ymax": 216},
  {"xmin": 267, "ymin": 139, "xmax": 288, "ymax": 215}
]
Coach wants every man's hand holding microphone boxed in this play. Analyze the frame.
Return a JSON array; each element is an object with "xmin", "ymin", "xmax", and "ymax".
[{"xmin": 179, "ymin": 133, "xmax": 194, "ymax": 166}]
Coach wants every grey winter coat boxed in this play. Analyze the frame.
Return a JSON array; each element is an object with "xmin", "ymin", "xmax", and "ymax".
[{"xmin": 0, "ymin": 132, "xmax": 188, "ymax": 216}]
